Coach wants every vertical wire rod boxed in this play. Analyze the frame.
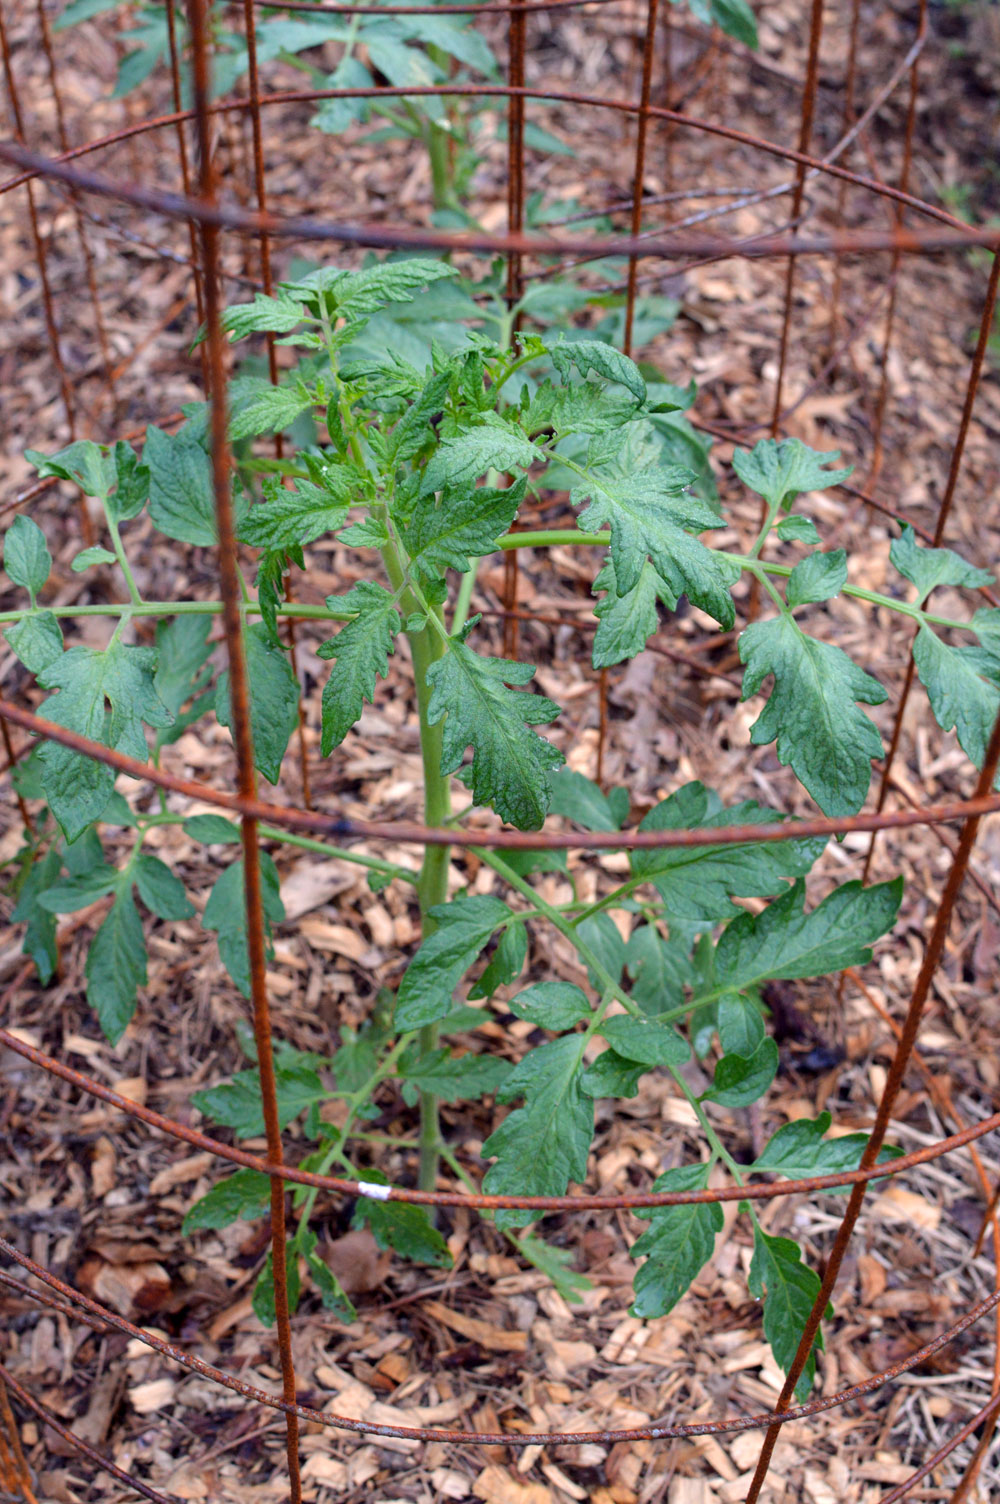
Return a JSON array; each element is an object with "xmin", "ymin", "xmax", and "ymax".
[{"xmin": 183, "ymin": 0, "xmax": 302, "ymax": 1495}]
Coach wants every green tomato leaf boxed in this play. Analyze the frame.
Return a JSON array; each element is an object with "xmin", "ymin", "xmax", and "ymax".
[
  {"xmin": 625, "ymin": 924, "xmax": 694, "ymax": 1015},
  {"xmin": 36, "ymin": 642, "xmax": 173, "ymax": 841},
  {"xmin": 579, "ymin": 1048, "xmax": 645, "ymax": 1099},
  {"xmin": 509, "ymin": 981, "xmax": 592, "ymax": 1031},
  {"xmin": 425, "ymin": 626, "xmax": 564, "ymax": 831},
  {"xmin": 750, "ymin": 1111, "xmax": 903, "ymax": 1185},
  {"xmin": 70, "ymin": 546, "xmax": 118, "ymax": 572},
  {"xmin": 252, "ymin": 1243, "xmax": 302, "ymax": 1325},
  {"xmin": 571, "ymin": 465, "xmax": 734, "ymax": 627},
  {"xmin": 395, "ymin": 894, "xmax": 509, "ymax": 1031},
  {"xmin": 483, "ymin": 1034, "xmax": 593, "ymax": 1230},
  {"xmin": 732, "ymin": 438, "xmax": 852, "ymax": 511},
  {"xmin": 352, "ymin": 1171, "xmax": 452, "ymax": 1267},
  {"xmin": 714, "ymin": 877, "xmax": 902, "ymax": 993},
  {"xmin": 548, "ymin": 767, "xmax": 627, "ymax": 831},
  {"xmin": 182, "ymin": 1168, "xmax": 272, "ymax": 1233},
  {"xmin": 739, "ymin": 615, "xmax": 886, "ymax": 816},
  {"xmin": 183, "ymin": 814, "xmax": 242, "ymax": 845},
  {"xmin": 4, "ymin": 516, "xmax": 52, "ymax": 600},
  {"xmin": 26, "ymin": 440, "xmax": 113, "ymax": 497},
  {"xmin": 775, "ymin": 515, "xmax": 821, "ymax": 545},
  {"xmin": 630, "ymin": 1163, "xmax": 723, "ymax": 1318},
  {"xmin": 145, "ymin": 425, "xmax": 218, "ymax": 546},
  {"xmin": 710, "ymin": 0, "xmax": 758, "ymax": 46},
  {"xmin": 890, "ymin": 524, "xmax": 993, "ymax": 604},
  {"xmin": 631, "ymin": 781, "xmax": 827, "ymax": 923},
  {"xmin": 6, "ymin": 611, "xmax": 64, "ymax": 674},
  {"xmin": 237, "ymin": 469, "xmax": 354, "ymax": 550},
  {"xmin": 134, "ymin": 853, "xmax": 195, "ymax": 920},
  {"xmin": 469, "ymin": 921, "xmax": 527, "ymax": 1000},
  {"xmin": 591, "ymin": 557, "xmax": 678, "ymax": 668},
  {"xmin": 318, "ymin": 581, "xmax": 402, "ymax": 754},
  {"xmin": 703, "ymin": 1037, "xmax": 778, "ymax": 1107},
  {"xmin": 398, "ymin": 1046, "xmax": 512, "ymax": 1102},
  {"xmin": 421, "ymin": 418, "xmax": 542, "ymax": 497},
  {"xmin": 201, "ymin": 852, "xmax": 285, "ymax": 999},
  {"xmin": 216, "ymin": 622, "xmax": 300, "ymax": 784},
  {"xmin": 515, "ymin": 1231, "xmax": 591, "ymax": 1305},
  {"xmin": 11, "ymin": 846, "xmax": 61, "ymax": 984},
  {"xmin": 913, "ymin": 625, "xmax": 1000, "ymax": 787},
  {"xmin": 748, "ymin": 1226, "xmax": 831, "ymax": 1400},
  {"xmin": 219, "ymin": 289, "xmax": 312, "ymax": 342},
  {"xmin": 786, "ymin": 549, "xmax": 847, "ymax": 607},
  {"xmin": 599, "ymin": 1014, "xmax": 689, "ymax": 1067},
  {"xmin": 300, "ymin": 1225, "xmax": 357, "ymax": 1322},
  {"xmin": 192, "ymin": 1057, "xmax": 323, "ymax": 1138},
  {"xmin": 717, "ymin": 992, "xmax": 765, "ymax": 1056},
  {"xmin": 404, "ymin": 480, "xmax": 523, "ymax": 579},
  {"xmin": 85, "ymin": 889, "xmax": 147, "ymax": 1044},
  {"xmin": 229, "ymin": 379, "xmax": 315, "ymax": 441},
  {"xmin": 577, "ymin": 911, "xmax": 626, "ymax": 991},
  {"xmin": 548, "ymin": 338, "xmax": 646, "ymax": 405},
  {"xmin": 35, "ymin": 866, "xmax": 121, "ymax": 913}
]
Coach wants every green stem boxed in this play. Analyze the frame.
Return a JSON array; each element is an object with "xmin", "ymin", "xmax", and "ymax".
[
  {"xmin": 0, "ymin": 600, "xmax": 356, "ymax": 626},
  {"xmin": 102, "ymin": 503, "xmax": 142, "ymax": 607},
  {"xmin": 451, "ymin": 559, "xmax": 479, "ymax": 637}
]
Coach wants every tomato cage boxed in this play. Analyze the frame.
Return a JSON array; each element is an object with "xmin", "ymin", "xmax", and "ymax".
[{"xmin": 2, "ymin": 0, "xmax": 1000, "ymax": 1499}]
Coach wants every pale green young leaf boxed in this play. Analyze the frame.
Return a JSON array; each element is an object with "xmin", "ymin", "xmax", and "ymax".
[
  {"xmin": 6, "ymin": 612, "xmax": 63, "ymax": 674},
  {"xmin": 153, "ymin": 614, "xmax": 214, "ymax": 751},
  {"xmin": 395, "ymin": 894, "xmax": 509, "ymax": 1031},
  {"xmin": 404, "ymin": 480, "xmax": 523, "ymax": 579},
  {"xmin": 216, "ymin": 622, "xmax": 300, "ymax": 784},
  {"xmin": 421, "ymin": 419, "xmax": 542, "ymax": 497},
  {"xmin": 786, "ymin": 549, "xmax": 847, "ymax": 607},
  {"xmin": 229, "ymin": 380, "xmax": 315, "ymax": 441},
  {"xmin": 714, "ymin": 877, "xmax": 902, "ymax": 993},
  {"xmin": 776, "ymin": 515, "xmax": 821, "ymax": 545},
  {"xmin": 145, "ymin": 426, "xmax": 218, "ymax": 546},
  {"xmin": 515, "ymin": 1232, "xmax": 591, "ymax": 1304},
  {"xmin": 135, "ymin": 853, "xmax": 195, "ymax": 920},
  {"xmin": 732, "ymin": 438, "xmax": 852, "ymax": 510},
  {"xmin": 37, "ymin": 642, "xmax": 172, "ymax": 840},
  {"xmin": 71, "ymin": 546, "xmax": 117, "ymax": 572},
  {"xmin": 571, "ymin": 466, "xmax": 735, "ymax": 627},
  {"xmin": 425, "ymin": 629, "xmax": 564, "ymax": 830},
  {"xmin": 182, "ymin": 1169, "xmax": 272, "ymax": 1233},
  {"xmin": 748, "ymin": 1226, "xmax": 831, "ymax": 1400},
  {"xmin": 509, "ymin": 981, "xmax": 591, "ymax": 1031},
  {"xmin": 109, "ymin": 440, "xmax": 149, "ymax": 522},
  {"xmin": 703, "ymin": 1037, "xmax": 778, "ymax": 1107},
  {"xmin": 630, "ymin": 1163, "xmax": 722, "ymax": 1319},
  {"xmin": 85, "ymin": 890, "xmax": 147, "ymax": 1044},
  {"xmin": 577, "ymin": 911, "xmax": 626, "ymax": 990},
  {"xmin": 890, "ymin": 524, "xmax": 993, "ymax": 604},
  {"xmin": 548, "ymin": 339, "xmax": 646, "ymax": 405},
  {"xmin": 751, "ymin": 1112, "xmax": 902, "ymax": 1183},
  {"xmin": 183, "ymin": 814, "xmax": 241, "ymax": 845},
  {"xmin": 352, "ymin": 1171, "xmax": 452, "ymax": 1266},
  {"xmin": 318, "ymin": 582, "xmax": 401, "ymax": 754},
  {"xmin": 219, "ymin": 289, "xmax": 312, "ymax": 342},
  {"xmin": 26, "ymin": 440, "xmax": 114, "ymax": 498},
  {"xmin": 630, "ymin": 781, "xmax": 827, "ymax": 923},
  {"xmin": 398, "ymin": 1045, "xmax": 512, "ymax": 1101},
  {"xmin": 591, "ymin": 557, "xmax": 678, "ymax": 668},
  {"xmin": 739, "ymin": 615, "xmax": 886, "ymax": 816},
  {"xmin": 548, "ymin": 767, "xmax": 628, "ymax": 831},
  {"xmin": 483, "ymin": 1034, "xmax": 593, "ymax": 1230},
  {"xmin": 286, "ymin": 259, "xmax": 456, "ymax": 321},
  {"xmin": 912, "ymin": 625, "xmax": 1000, "ymax": 786},
  {"xmin": 4, "ymin": 516, "xmax": 51, "ymax": 600},
  {"xmin": 201, "ymin": 853, "xmax": 285, "ymax": 999}
]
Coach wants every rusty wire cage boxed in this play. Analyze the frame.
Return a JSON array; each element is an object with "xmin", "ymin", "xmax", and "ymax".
[{"xmin": 2, "ymin": 0, "xmax": 1000, "ymax": 1499}]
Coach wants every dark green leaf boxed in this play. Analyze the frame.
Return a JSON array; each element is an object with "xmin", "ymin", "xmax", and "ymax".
[
  {"xmin": 85, "ymin": 890, "xmax": 147, "ymax": 1044},
  {"xmin": 469, "ymin": 921, "xmax": 527, "ymax": 999},
  {"xmin": 548, "ymin": 768, "xmax": 627, "ymax": 831},
  {"xmin": 353, "ymin": 1172, "xmax": 452, "ymax": 1267},
  {"xmin": 252, "ymin": 1243, "xmax": 302, "ymax": 1325},
  {"xmin": 748, "ymin": 1226, "xmax": 831, "ymax": 1400},
  {"xmin": 717, "ymin": 992, "xmax": 765, "ymax": 1056},
  {"xmin": 483, "ymin": 1034, "xmax": 593, "ymax": 1230},
  {"xmin": 145, "ymin": 425, "xmax": 217, "ymax": 546},
  {"xmin": 216, "ymin": 622, "xmax": 300, "ymax": 784},
  {"xmin": 289, "ymin": 259, "xmax": 456, "ymax": 321},
  {"xmin": 786, "ymin": 550, "xmax": 847, "ymax": 607},
  {"xmin": 625, "ymin": 924, "xmax": 693, "ymax": 1015},
  {"xmin": 399, "ymin": 1046, "xmax": 512, "ymax": 1102},
  {"xmin": 36, "ymin": 866, "xmax": 121, "ymax": 912},
  {"xmin": 776, "ymin": 515, "xmax": 821, "ymax": 545},
  {"xmin": 750, "ymin": 1111, "xmax": 902, "ymax": 1184},
  {"xmin": 548, "ymin": 339, "xmax": 646, "ymax": 405},
  {"xmin": 739, "ymin": 615, "xmax": 886, "ymax": 816},
  {"xmin": 220, "ymin": 289, "xmax": 311, "ymax": 342},
  {"xmin": 630, "ymin": 1164, "xmax": 722, "ymax": 1318},
  {"xmin": 890, "ymin": 524, "xmax": 993, "ymax": 604},
  {"xmin": 703, "ymin": 1037, "xmax": 778, "ymax": 1107},
  {"xmin": 580, "ymin": 1049, "xmax": 645, "ymax": 1099},
  {"xmin": 318, "ymin": 582, "xmax": 401, "ymax": 754},
  {"xmin": 71, "ymin": 546, "xmax": 117, "ymax": 572},
  {"xmin": 631, "ymin": 781, "xmax": 827, "ymax": 923},
  {"xmin": 395, "ymin": 894, "xmax": 509, "ymax": 1031},
  {"xmin": 515, "ymin": 1231, "xmax": 591, "ymax": 1304},
  {"xmin": 182, "ymin": 1169, "xmax": 272, "ymax": 1233},
  {"xmin": 600, "ymin": 1014, "xmax": 689, "ymax": 1067},
  {"xmin": 591, "ymin": 557, "xmax": 677, "ymax": 668},
  {"xmin": 192, "ymin": 1058, "xmax": 323, "ymax": 1138},
  {"xmin": 509, "ymin": 981, "xmax": 591, "ymax": 1030},
  {"xmin": 421, "ymin": 419, "xmax": 542, "ymax": 496},
  {"xmin": 710, "ymin": 0, "xmax": 757, "ymax": 46},
  {"xmin": 11, "ymin": 846, "xmax": 61, "ymax": 984},
  {"xmin": 426, "ymin": 627, "xmax": 563, "ymax": 831},
  {"xmin": 135, "ymin": 853, "xmax": 195, "ymax": 920},
  {"xmin": 229, "ymin": 380, "xmax": 315, "ymax": 441},
  {"xmin": 299, "ymin": 1225, "xmax": 356, "ymax": 1321},
  {"xmin": 714, "ymin": 877, "xmax": 903, "ymax": 993},
  {"xmin": 237, "ymin": 470, "xmax": 354, "ymax": 550},
  {"xmin": 201, "ymin": 853, "xmax": 285, "ymax": 999},
  {"xmin": 26, "ymin": 440, "xmax": 113, "ymax": 497},
  {"xmin": 4, "ymin": 516, "xmax": 51, "ymax": 600},
  {"xmin": 109, "ymin": 440, "xmax": 149, "ymax": 521},
  {"xmin": 153, "ymin": 615, "xmax": 214, "ymax": 751},
  {"xmin": 577, "ymin": 911, "xmax": 626, "ymax": 991},
  {"xmin": 404, "ymin": 480, "xmax": 522, "ymax": 579},
  {"xmin": 183, "ymin": 814, "xmax": 241, "ymax": 844}
]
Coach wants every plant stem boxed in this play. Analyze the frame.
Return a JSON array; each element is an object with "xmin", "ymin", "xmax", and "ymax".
[{"xmin": 104, "ymin": 508, "xmax": 143, "ymax": 606}]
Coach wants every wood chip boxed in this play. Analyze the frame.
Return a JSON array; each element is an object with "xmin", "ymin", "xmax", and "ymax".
[{"xmin": 424, "ymin": 1300, "xmax": 528, "ymax": 1352}]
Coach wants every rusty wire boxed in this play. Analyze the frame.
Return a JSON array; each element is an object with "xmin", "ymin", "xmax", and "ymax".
[{"xmin": 2, "ymin": 1, "xmax": 1000, "ymax": 1500}]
